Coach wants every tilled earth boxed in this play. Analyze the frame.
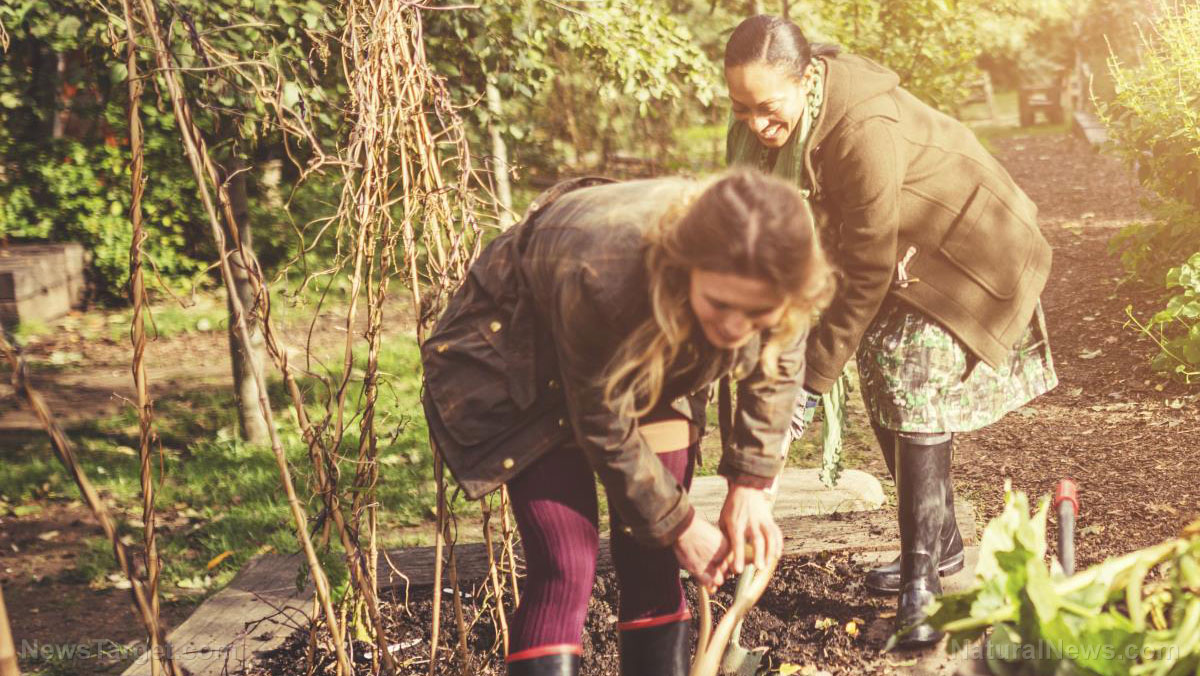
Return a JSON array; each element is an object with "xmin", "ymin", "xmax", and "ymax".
[{"xmin": 248, "ymin": 553, "xmax": 907, "ymax": 676}]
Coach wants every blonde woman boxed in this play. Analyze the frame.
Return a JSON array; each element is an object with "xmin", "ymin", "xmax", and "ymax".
[{"xmin": 421, "ymin": 170, "xmax": 834, "ymax": 676}]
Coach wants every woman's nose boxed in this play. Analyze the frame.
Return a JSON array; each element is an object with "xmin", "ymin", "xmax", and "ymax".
[
  {"xmin": 723, "ymin": 313, "xmax": 751, "ymax": 338},
  {"xmin": 750, "ymin": 116, "xmax": 769, "ymax": 133}
]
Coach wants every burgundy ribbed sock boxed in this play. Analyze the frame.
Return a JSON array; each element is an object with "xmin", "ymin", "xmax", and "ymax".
[
  {"xmin": 611, "ymin": 444, "xmax": 695, "ymax": 625},
  {"xmin": 506, "ymin": 440, "xmax": 697, "ymax": 653},
  {"xmin": 506, "ymin": 446, "xmax": 599, "ymax": 653}
]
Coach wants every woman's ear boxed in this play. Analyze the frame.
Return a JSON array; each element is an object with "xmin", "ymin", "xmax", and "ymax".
[{"xmin": 798, "ymin": 65, "xmax": 815, "ymax": 93}]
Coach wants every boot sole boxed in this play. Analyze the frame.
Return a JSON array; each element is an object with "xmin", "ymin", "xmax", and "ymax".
[
  {"xmin": 864, "ymin": 552, "xmax": 966, "ymax": 595},
  {"xmin": 891, "ymin": 629, "xmax": 945, "ymax": 651}
]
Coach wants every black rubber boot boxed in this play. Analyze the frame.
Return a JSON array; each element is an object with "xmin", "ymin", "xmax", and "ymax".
[
  {"xmin": 507, "ymin": 651, "xmax": 581, "ymax": 676},
  {"xmin": 864, "ymin": 424, "xmax": 964, "ymax": 594},
  {"xmin": 618, "ymin": 619, "xmax": 689, "ymax": 676},
  {"xmin": 892, "ymin": 431, "xmax": 951, "ymax": 650}
]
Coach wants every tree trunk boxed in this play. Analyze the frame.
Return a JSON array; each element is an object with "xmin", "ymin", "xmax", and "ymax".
[
  {"xmin": 29, "ymin": 44, "xmax": 58, "ymax": 139},
  {"xmin": 52, "ymin": 52, "xmax": 66, "ymax": 139},
  {"xmin": 221, "ymin": 156, "xmax": 271, "ymax": 444},
  {"xmin": 485, "ymin": 79, "xmax": 514, "ymax": 228},
  {"xmin": 781, "ymin": 0, "xmax": 790, "ymax": 19}
]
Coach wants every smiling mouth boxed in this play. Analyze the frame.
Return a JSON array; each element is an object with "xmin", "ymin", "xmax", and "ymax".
[{"xmin": 760, "ymin": 124, "xmax": 785, "ymax": 141}]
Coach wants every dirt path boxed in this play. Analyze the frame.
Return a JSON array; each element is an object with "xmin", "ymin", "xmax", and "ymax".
[{"xmin": 953, "ymin": 133, "xmax": 1200, "ymax": 569}]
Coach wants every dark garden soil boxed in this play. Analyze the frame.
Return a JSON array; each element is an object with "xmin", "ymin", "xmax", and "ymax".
[
  {"xmin": 5, "ymin": 131, "xmax": 1200, "ymax": 675},
  {"xmin": 247, "ymin": 552, "xmax": 907, "ymax": 676}
]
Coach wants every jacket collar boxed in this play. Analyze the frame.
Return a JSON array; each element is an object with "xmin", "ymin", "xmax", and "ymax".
[{"xmin": 808, "ymin": 52, "xmax": 901, "ymax": 150}]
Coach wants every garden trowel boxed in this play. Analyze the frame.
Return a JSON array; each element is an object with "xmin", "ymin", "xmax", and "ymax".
[
  {"xmin": 717, "ymin": 566, "xmax": 771, "ymax": 675},
  {"xmin": 717, "ymin": 431, "xmax": 792, "ymax": 676}
]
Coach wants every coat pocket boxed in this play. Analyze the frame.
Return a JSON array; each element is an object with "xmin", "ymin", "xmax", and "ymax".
[
  {"xmin": 938, "ymin": 185, "xmax": 1036, "ymax": 300},
  {"xmin": 422, "ymin": 310, "xmax": 533, "ymax": 449}
]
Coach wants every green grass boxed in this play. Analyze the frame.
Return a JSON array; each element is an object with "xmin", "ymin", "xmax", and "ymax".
[
  {"xmin": 11, "ymin": 317, "xmax": 53, "ymax": 346},
  {"xmin": 107, "ymin": 295, "xmax": 228, "ymax": 342},
  {"xmin": 0, "ymin": 331, "xmax": 470, "ymax": 601},
  {"xmin": 102, "ymin": 281, "xmax": 351, "ymax": 343}
]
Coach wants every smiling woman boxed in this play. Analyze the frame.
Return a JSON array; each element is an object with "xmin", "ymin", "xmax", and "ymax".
[
  {"xmin": 420, "ymin": 169, "xmax": 834, "ymax": 676},
  {"xmin": 724, "ymin": 17, "xmax": 838, "ymax": 150},
  {"xmin": 723, "ymin": 14, "xmax": 1059, "ymax": 651},
  {"xmin": 689, "ymin": 270, "xmax": 787, "ymax": 350}
]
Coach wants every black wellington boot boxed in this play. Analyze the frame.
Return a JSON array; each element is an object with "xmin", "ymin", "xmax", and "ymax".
[
  {"xmin": 507, "ymin": 651, "xmax": 581, "ymax": 676},
  {"xmin": 864, "ymin": 424, "xmax": 964, "ymax": 594},
  {"xmin": 892, "ymin": 431, "xmax": 952, "ymax": 650},
  {"xmin": 618, "ymin": 619, "xmax": 689, "ymax": 676}
]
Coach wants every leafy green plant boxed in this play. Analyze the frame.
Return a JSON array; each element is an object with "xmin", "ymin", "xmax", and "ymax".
[
  {"xmin": 1125, "ymin": 250, "xmax": 1200, "ymax": 382},
  {"xmin": 1, "ymin": 136, "xmax": 209, "ymax": 300},
  {"xmin": 1099, "ymin": 1, "xmax": 1200, "ymax": 380},
  {"xmin": 924, "ymin": 484, "xmax": 1200, "ymax": 675},
  {"xmin": 1100, "ymin": 1, "xmax": 1200, "ymax": 213}
]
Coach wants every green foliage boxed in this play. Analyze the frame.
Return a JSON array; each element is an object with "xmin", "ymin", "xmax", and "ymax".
[
  {"xmin": 791, "ymin": 0, "xmax": 1061, "ymax": 112},
  {"xmin": 1101, "ymin": 2, "xmax": 1200, "ymax": 212},
  {"xmin": 1100, "ymin": 1, "xmax": 1200, "ymax": 380},
  {"xmin": 0, "ymin": 0, "xmax": 342, "ymax": 301},
  {"xmin": 925, "ymin": 484, "xmax": 1200, "ymax": 675},
  {"xmin": 426, "ymin": 1, "xmax": 719, "ymax": 172},
  {"xmin": 795, "ymin": 0, "xmax": 1154, "ymax": 112},
  {"xmin": 803, "ymin": 0, "xmax": 984, "ymax": 111},
  {"xmin": 1124, "ymin": 250, "xmax": 1200, "ymax": 382},
  {"xmin": 1, "ymin": 134, "xmax": 209, "ymax": 301}
]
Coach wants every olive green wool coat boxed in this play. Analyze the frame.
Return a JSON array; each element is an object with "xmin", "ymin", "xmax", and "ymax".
[{"xmin": 729, "ymin": 53, "xmax": 1052, "ymax": 394}]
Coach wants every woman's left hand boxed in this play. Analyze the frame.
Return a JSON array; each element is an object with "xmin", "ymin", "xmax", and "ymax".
[{"xmin": 719, "ymin": 483, "xmax": 783, "ymax": 575}]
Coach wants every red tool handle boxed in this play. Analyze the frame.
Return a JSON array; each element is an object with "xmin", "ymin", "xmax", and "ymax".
[{"xmin": 1054, "ymin": 478, "xmax": 1079, "ymax": 517}]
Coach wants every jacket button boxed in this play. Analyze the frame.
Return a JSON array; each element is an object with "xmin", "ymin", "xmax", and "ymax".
[
  {"xmin": 502, "ymin": 458, "xmax": 515, "ymax": 469},
  {"xmin": 436, "ymin": 343, "xmax": 449, "ymax": 353},
  {"xmin": 547, "ymin": 379, "xmax": 559, "ymax": 390},
  {"xmin": 557, "ymin": 418, "xmax": 567, "ymax": 428},
  {"xmin": 733, "ymin": 365, "xmax": 748, "ymax": 379},
  {"xmin": 489, "ymin": 321, "xmax": 502, "ymax": 333},
  {"xmin": 621, "ymin": 526, "xmax": 633, "ymax": 535}
]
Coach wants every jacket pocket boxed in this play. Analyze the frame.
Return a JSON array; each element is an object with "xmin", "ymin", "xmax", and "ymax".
[
  {"xmin": 938, "ymin": 184, "xmax": 1036, "ymax": 300},
  {"xmin": 422, "ymin": 309, "xmax": 533, "ymax": 449}
]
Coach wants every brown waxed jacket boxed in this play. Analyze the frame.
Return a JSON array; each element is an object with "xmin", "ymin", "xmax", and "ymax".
[
  {"xmin": 729, "ymin": 53, "xmax": 1052, "ymax": 393},
  {"xmin": 421, "ymin": 177, "xmax": 806, "ymax": 548}
]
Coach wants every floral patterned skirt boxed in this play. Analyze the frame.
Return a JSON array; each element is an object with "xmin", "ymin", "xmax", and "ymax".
[{"xmin": 855, "ymin": 299, "xmax": 1058, "ymax": 433}]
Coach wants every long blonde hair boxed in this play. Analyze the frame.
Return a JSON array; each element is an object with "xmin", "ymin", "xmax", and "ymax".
[{"xmin": 603, "ymin": 169, "xmax": 835, "ymax": 419}]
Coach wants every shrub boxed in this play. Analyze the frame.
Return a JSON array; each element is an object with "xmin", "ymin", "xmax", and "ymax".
[{"xmin": 1100, "ymin": 1, "xmax": 1200, "ymax": 379}]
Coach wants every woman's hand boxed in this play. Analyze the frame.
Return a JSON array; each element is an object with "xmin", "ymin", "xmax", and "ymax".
[
  {"xmin": 790, "ymin": 388, "xmax": 821, "ymax": 439},
  {"xmin": 720, "ymin": 484, "xmax": 783, "ymax": 574},
  {"xmin": 673, "ymin": 516, "xmax": 732, "ymax": 593}
]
